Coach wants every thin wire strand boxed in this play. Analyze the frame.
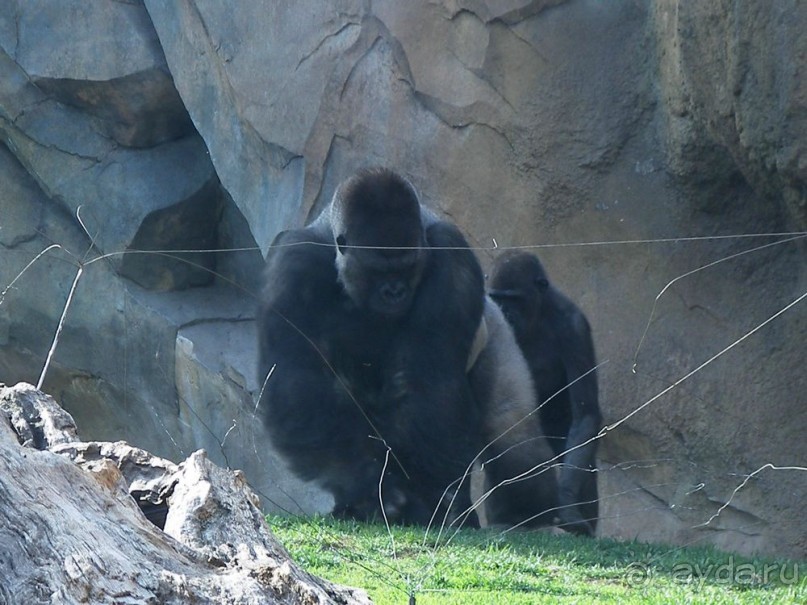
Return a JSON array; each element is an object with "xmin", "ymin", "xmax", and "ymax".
[
  {"xmin": 632, "ymin": 233, "xmax": 807, "ymax": 370},
  {"xmin": 71, "ymin": 230, "xmax": 807, "ymax": 255},
  {"xmin": 37, "ymin": 265, "xmax": 84, "ymax": 389}
]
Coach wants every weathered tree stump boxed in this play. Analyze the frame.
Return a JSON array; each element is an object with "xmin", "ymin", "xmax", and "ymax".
[{"xmin": 0, "ymin": 382, "xmax": 372, "ymax": 605}]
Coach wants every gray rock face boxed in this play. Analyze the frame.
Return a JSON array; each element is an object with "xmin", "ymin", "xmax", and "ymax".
[
  {"xmin": 0, "ymin": 0, "xmax": 805, "ymax": 558},
  {"xmin": 656, "ymin": 0, "xmax": 807, "ymax": 225}
]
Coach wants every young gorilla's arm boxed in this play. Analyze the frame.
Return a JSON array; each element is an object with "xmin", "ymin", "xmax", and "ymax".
[{"xmin": 554, "ymin": 302, "xmax": 602, "ymax": 535}]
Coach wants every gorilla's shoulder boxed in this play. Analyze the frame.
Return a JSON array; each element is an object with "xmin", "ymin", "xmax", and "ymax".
[
  {"xmin": 553, "ymin": 291, "xmax": 593, "ymax": 344},
  {"xmin": 420, "ymin": 207, "xmax": 471, "ymax": 249},
  {"xmin": 268, "ymin": 223, "xmax": 331, "ymax": 257},
  {"xmin": 264, "ymin": 225, "xmax": 335, "ymax": 289}
]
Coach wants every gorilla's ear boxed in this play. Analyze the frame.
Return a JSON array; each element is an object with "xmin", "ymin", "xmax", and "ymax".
[
  {"xmin": 336, "ymin": 234, "xmax": 347, "ymax": 254},
  {"xmin": 535, "ymin": 277, "xmax": 549, "ymax": 291}
]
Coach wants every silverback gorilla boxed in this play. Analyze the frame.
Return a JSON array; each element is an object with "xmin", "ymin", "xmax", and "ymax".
[
  {"xmin": 469, "ymin": 297, "xmax": 559, "ymax": 528},
  {"xmin": 257, "ymin": 168, "xmax": 558, "ymax": 527},
  {"xmin": 489, "ymin": 251, "xmax": 602, "ymax": 536}
]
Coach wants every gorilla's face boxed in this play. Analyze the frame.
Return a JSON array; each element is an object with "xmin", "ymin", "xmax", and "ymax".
[
  {"xmin": 488, "ymin": 253, "xmax": 549, "ymax": 334},
  {"xmin": 331, "ymin": 168, "xmax": 428, "ymax": 319},
  {"xmin": 337, "ymin": 239, "xmax": 426, "ymax": 318}
]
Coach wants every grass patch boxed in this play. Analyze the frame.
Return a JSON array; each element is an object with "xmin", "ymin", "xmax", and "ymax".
[{"xmin": 267, "ymin": 514, "xmax": 805, "ymax": 604}]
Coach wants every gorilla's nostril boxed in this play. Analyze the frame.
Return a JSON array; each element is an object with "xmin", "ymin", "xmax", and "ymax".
[{"xmin": 381, "ymin": 282, "xmax": 406, "ymax": 303}]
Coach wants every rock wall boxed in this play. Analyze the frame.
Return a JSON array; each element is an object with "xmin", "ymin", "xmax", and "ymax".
[{"xmin": 1, "ymin": 0, "xmax": 804, "ymax": 558}]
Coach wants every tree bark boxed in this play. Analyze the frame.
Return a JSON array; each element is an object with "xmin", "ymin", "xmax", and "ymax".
[{"xmin": 0, "ymin": 382, "xmax": 372, "ymax": 605}]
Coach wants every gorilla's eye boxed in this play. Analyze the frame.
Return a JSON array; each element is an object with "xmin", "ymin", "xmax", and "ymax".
[
  {"xmin": 535, "ymin": 277, "xmax": 549, "ymax": 290},
  {"xmin": 336, "ymin": 235, "xmax": 347, "ymax": 253}
]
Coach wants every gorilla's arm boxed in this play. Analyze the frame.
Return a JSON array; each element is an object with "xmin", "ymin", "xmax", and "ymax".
[
  {"xmin": 419, "ymin": 220, "xmax": 486, "ymax": 363},
  {"xmin": 258, "ymin": 229, "xmax": 387, "ymax": 509},
  {"xmin": 386, "ymin": 219, "xmax": 486, "ymax": 516},
  {"xmin": 553, "ymin": 297, "xmax": 602, "ymax": 535}
]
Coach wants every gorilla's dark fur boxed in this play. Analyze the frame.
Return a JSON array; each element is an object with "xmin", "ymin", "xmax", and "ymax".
[
  {"xmin": 258, "ymin": 169, "xmax": 558, "ymax": 528},
  {"xmin": 489, "ymin": 251, "xmax": 602, "ymax": 536},
  {"xmin": 258, "ymin": 168, "xmax": 486, "ymax": 524}
]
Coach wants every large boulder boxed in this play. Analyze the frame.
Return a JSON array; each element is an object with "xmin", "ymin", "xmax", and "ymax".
[
  {"xmin": 0, "ymin": 0, "xmax": 804, "ymax": 558},
  {"xmin": 0, "ymin": 0, "xmax": 217, "ymax": 287}
]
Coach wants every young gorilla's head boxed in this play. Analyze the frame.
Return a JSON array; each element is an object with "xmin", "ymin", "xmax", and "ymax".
[
  {"xmin": 330, "ymin": 168, "xmax": 427, "ymax": 318},
  {"xmin": 488, "ymin": 251, "xmax": 549, "ymax": 334}
]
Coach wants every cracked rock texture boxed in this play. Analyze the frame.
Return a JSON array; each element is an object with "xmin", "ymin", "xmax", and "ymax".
[
  {"xmin": 0, "ymin": 382, "xmax": 372, "ymax": 605},
  {"xmin": 0, "ymin": 0, "xmax": 805, "ymax": 558}
]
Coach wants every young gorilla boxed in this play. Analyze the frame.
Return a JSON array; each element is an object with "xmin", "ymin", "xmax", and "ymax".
[
  {"xmin": 488, "ymin": 251, "xmax": 603, "ymax": 536},
  {"xmin": 257, "ymin": 168, "xmax": 486, "ymax": 525}
]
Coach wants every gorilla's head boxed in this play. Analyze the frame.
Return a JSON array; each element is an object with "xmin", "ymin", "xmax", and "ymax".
[
  {"xmin": 488, "ymin": 251, "xmax": 549, "ymax": 334},
  {"xmin": 330, "ymin": 168, "xmax": 427, "ymax": 318}
]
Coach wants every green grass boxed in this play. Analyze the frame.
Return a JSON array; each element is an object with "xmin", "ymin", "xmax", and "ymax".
[{"xmin": 267, "ymin": 514, "xmax": 805, "ymax": 604}]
